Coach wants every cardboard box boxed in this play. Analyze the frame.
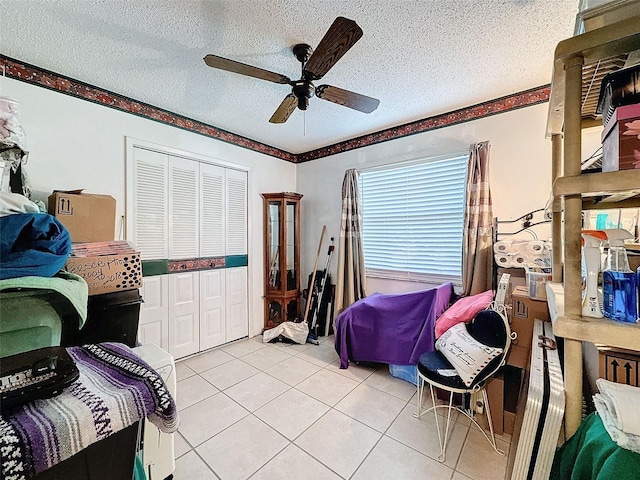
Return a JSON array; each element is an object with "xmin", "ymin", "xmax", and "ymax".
[
  {"xmin": 65, "ymin": 253, "xmax": 142, "ymax": 296},
  {"xmin": 48, "ymin": 190, "xmax": 116, "ymax": 242},
  {"xmin": 601, "ymin": 103, "xmax": 640, "ymax": 172},
  {"xmin": 597, "ymin": 345, "xmax": 640, "ymax": 387},
  {"xmin": 485, "ymin": 363, "xmax": 525, "ymax": 436},
  {"xmin": 479, "ymin": 345, "xmax": 528, "ymax": 436},
  {"xmin": 507, "ymin": 344, "xmax": 530, "ymax": 370},
  {"xmin": 510, "ymin": 286, "xmax": 550, "ymax": 350}
]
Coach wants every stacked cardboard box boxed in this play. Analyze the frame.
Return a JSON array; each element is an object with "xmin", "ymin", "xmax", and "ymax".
[
  {"xmin": 510, "ymin": 285, "xmax": 550, "ymax": 351},
  {"xmin": 64, "ymin": 241, "xmax": 142, "ymax": 296},
  {"xmin": 597, "ymin": 345, "xmax": 640, "ymax": 387},
  {"xmin": 48, "ymin": 190, "xmax": 116, "ymax": 243}
]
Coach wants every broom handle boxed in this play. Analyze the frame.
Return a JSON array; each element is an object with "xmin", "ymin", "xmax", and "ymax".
[{"xmin": 302, "ymin": 225, "xmax": 326, "ymax": 324}]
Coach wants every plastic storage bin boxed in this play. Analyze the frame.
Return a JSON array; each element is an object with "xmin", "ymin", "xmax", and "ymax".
[{"xmin": 79, "ymin": 289, "xmax": 143, "ymax": 347}]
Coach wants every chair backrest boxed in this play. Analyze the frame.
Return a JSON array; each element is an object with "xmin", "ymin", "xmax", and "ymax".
[{"xmin": 466, "ymin": 305, "xmax": 512, "ymax": 387}]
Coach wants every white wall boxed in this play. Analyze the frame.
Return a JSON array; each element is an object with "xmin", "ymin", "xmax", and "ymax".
[
  {"xmin": 297, "ymin": 103, "xmax": 603, "ymax": 294},
  {"xmin": 1, "ymin": 77, "xmax": 297, "ymax": 337},
  {"xmin": 3, "ymin": 76, "xmax": 605, "ymax": 332}
]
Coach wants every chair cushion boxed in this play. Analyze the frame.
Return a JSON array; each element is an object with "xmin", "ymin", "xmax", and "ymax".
[
  {"xmin": 435, "ymin": 323, "xmax": 503, "ymax": 387},
  {"xmin": 417, "ymin": 350, "xmax": 468, "ymax": 390},
  {"xmin": 434, "ymin": 290, "xmax": 493, "ymax": 338},
  {"xmin": 467, "ymin": 309, "xmax": 508, "ymax": 348}
]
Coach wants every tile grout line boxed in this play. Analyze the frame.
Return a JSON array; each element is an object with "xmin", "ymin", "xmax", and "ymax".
[{"xmin": 176, "ymin": 337, "xmax": 507, "ymax": 480}]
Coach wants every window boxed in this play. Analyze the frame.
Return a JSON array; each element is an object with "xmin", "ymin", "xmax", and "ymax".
[{"xmin": 359, "ymin": 152, "xmax": 468, "ymax": 285}]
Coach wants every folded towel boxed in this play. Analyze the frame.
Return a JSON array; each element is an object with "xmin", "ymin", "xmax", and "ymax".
[
  {"xmin": 594, "ymin": 394, "xmax": 640, "ymax": 454},
  {"xmin": 596, "ymin": 378, "xmax": 640, "ymax": 437}
]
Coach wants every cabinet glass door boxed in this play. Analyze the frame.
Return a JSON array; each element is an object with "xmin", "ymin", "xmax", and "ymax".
[
  {"xmin": 286, "ymin": 200, "xmax": 297, "ymax": 292},
  {"xmin": 267, "ymin": 200, "xmax": 281, "ymax": 291}
]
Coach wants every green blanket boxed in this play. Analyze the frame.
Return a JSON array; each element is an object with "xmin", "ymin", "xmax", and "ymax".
[{"xmin": 551, "ymin": 412, "xmax": 640, "ymax": 480}]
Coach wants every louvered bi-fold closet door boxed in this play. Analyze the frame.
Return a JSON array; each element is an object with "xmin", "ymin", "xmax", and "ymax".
[
  {"xmin": 199, "ymin": 163, "xmax": 226, "ymax": 349},
  {"xmin": 131, "ymin": 148, "xmax": 168, "ymax": 260},
  {"xmin": 138, "ymin": 275, "xmax": 169, "ymax": 349},
  {"xmin": 225, "ymin": 168, "xmax": 248, "ymax": 342},
  {"xmin": 167, "ymin": 156, "xmax": 200, "ymax": 357},
  {"xmin": 169, "ymin": 271, "xmax": 200, "ymax": 359},
  {"xmin": 132, "ymin": 147, "xmax": 170, "ymax": 350},
  {"xmin": 226, "ymin": 168, "xmax": 247, "ymax": 256},
  {"xmin": 169, "ymin": 156, "xmax": 200, "ymax": 259}
]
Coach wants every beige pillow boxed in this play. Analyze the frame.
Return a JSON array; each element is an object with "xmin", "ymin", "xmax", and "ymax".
[{"xmin": 435, "ymin": 323, "xmax": 503, "ymax": 387}]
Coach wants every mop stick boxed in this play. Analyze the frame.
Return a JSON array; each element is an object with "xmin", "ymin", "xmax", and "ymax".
[{"xmin": 302, "ymin": 225, "xmax": 326, "ymax": 324}]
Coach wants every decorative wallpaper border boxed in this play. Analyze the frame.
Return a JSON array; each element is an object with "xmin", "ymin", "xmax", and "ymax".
[
  {"xmin": 1, "ymin": 55, "xmax": 549, "ymax": 163},
  {"xmin": 142, "ymin": 256, "xmax": 248, "ymax": 276},
  {"xmin": 0, "ymin": 55, "xmax": 296, "ymax": 162},
  {"xmin": 296, "ymin": 85, "xmax": 551, "ymax": 162},
  {"xmin": 168, "ymin": 257, "xmax": 226, "ymax": 273}
]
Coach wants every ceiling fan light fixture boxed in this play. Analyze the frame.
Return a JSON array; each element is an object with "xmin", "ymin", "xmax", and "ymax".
[{"xmin": 203, "ymin": 17, "xmax": 378, "ymax": 123}]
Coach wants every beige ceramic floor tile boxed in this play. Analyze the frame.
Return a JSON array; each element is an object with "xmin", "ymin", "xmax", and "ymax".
[
  {"xmin": 224, "ymin": 372, "xmax": 289, "ymax": 411},
  {"xmin": 176, "ymin": 375, "xmax": 219, "ymax": 410},
  {"xmin": 352, "ymin": 435, "xmax": 454, "ymax": 480},
  {"xmin": 335, "ymin": 383, "xmax": 407, "ymax": 432},
  {"xmin": 364, "ymin": 368, "xmax": 418, "ymax": 401},
  {"xmin": 318, "ymin": 335, "xmax": 335, "ymax": 345},
  {"xmin": 240, "ymin": 346, "xmax": 292, "ymax": 370},
  {"xmin": 221, "ymin": 338, "xmax": 266, "ymax": 358},
  {"xmin": 264, "ymin": 355, "xmax": 321, "ymax": 386},
  {"xmin": 175, "ymin": 362, "xmax": 196, "ymax": 381},
  {"xmin": 174, "ymin": 432, "xmax": 191, "ymax": 459},
  {"xmin": 295, "ymin": 344, "xmax": 340, "ymax": 367},
  {"xmin": 296, "ymin": 369, "xmax": 359, "ymax": 406},
  {"xmin": 251, "ymin": 443, "xmax": 342, "ymax": 480},
  {"xmin": 452, "ymin": 472, "xmax": 473, "ymax": 480},
  {"xmin": 267, "ymin": 339, "xmax": 313, "ymax": 354},
  {"xmin": 455, "ymin": 428, "xmax": 509, "ymax": 480},
  {"xmin": 196, "ymin": 415, "xmax": 288, "ymax": 480},
  {"xmin": 326, "ymin": 360, "xmax": 377, "ymax": 382},
  {"xmin": 199, "ymin": 358, "xmax": 260, "ymax": 390},
  {"xmin": 173, "ymin": 450, "xmax": 216, "ymax": 480},
  {"xmin": 181, "ymin": 348, "xmax": 235, "ymax": 373},
  {"xmin": 386, "ymin": 403, "xmax": 469, "ymax": 469},
  {"xmin": 295, "ymin": 409, "xmax": 381, "ymax": 479},
  {"xmin": 254, "ymin": 388, "xmax": 330, "ymax": 440},
  {"xmin": 178, "ymin": 392, "xmax": 248, "ymax": 446}
]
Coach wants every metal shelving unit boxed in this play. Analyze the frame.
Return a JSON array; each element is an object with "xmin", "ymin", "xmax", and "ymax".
[{"xmin": 546, "ymin": 14, "xmax": 640, "ymax": 438}]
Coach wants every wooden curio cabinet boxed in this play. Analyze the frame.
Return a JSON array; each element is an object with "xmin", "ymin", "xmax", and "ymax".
[{"xmin": 261, "ymin": 192, "xmax": 302, "ymax": 329}]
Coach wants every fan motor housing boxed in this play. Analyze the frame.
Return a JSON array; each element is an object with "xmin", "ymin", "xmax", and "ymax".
[{"xmin": 292, "ymin": 80, "xmax": 314, "ymax": 110}]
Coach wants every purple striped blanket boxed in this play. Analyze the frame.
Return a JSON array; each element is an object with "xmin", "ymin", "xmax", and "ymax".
[{"xmin": 0, "ymin": 343, "xmax": 179, "ymax": 480}]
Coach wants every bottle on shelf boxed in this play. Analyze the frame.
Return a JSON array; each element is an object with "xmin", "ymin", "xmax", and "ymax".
[
  {"xmin": 581, "ymin": 230, "xmax": 607, "ymax": 318},
  {"xmin": 602, "ymin": 229, "xmax": 637, "ymax": 323}
]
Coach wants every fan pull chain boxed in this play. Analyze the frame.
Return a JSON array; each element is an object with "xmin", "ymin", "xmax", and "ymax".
[{"xmin": 303, "ymin": 110, "xmax": 306, "ymax": 136}]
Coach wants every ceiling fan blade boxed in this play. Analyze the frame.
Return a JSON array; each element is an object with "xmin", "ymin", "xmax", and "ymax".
[
  {"xmin": 203, "ymin": 54, "xmax": 291, "ymax": 85},
  {"xmin": 315, "ymin": 85, "xmax": 379, "ymax": 113},
  {"xmin": 269, "ymin": 94, "xmax": 298, "ymax": 123},
  {"xmin": 304, "ymin": 17, "xmax": 363, "ymax": 80}
]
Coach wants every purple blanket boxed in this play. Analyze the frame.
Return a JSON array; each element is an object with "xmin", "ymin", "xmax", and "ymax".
[
  {"xmin": 334, "ymin": 282, "xmax": 453, "ymax": 369},
  {"xmin": 0, "ymin": 343, "xmax": 179, "ymax": 480}
]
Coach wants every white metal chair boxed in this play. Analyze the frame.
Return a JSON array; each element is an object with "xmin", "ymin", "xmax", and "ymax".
[{"xmin": 413, "ymin": 302, "xmax": 512, "ymax": 462}]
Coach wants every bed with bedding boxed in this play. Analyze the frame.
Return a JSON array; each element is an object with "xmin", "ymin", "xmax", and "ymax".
[{"xmin": 333, "ymin": 282, "xmax": 453, "ymax": 369}]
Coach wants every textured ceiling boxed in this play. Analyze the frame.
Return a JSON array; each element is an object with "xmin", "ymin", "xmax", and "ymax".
[{"xmin": 1, "ymin": 0, "xmax": 578, "ymax": 154}]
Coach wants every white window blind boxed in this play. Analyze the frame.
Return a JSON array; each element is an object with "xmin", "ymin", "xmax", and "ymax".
[{"xmin": 360, "ymin": 153, "xmax": 468, "ymax": 284}]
